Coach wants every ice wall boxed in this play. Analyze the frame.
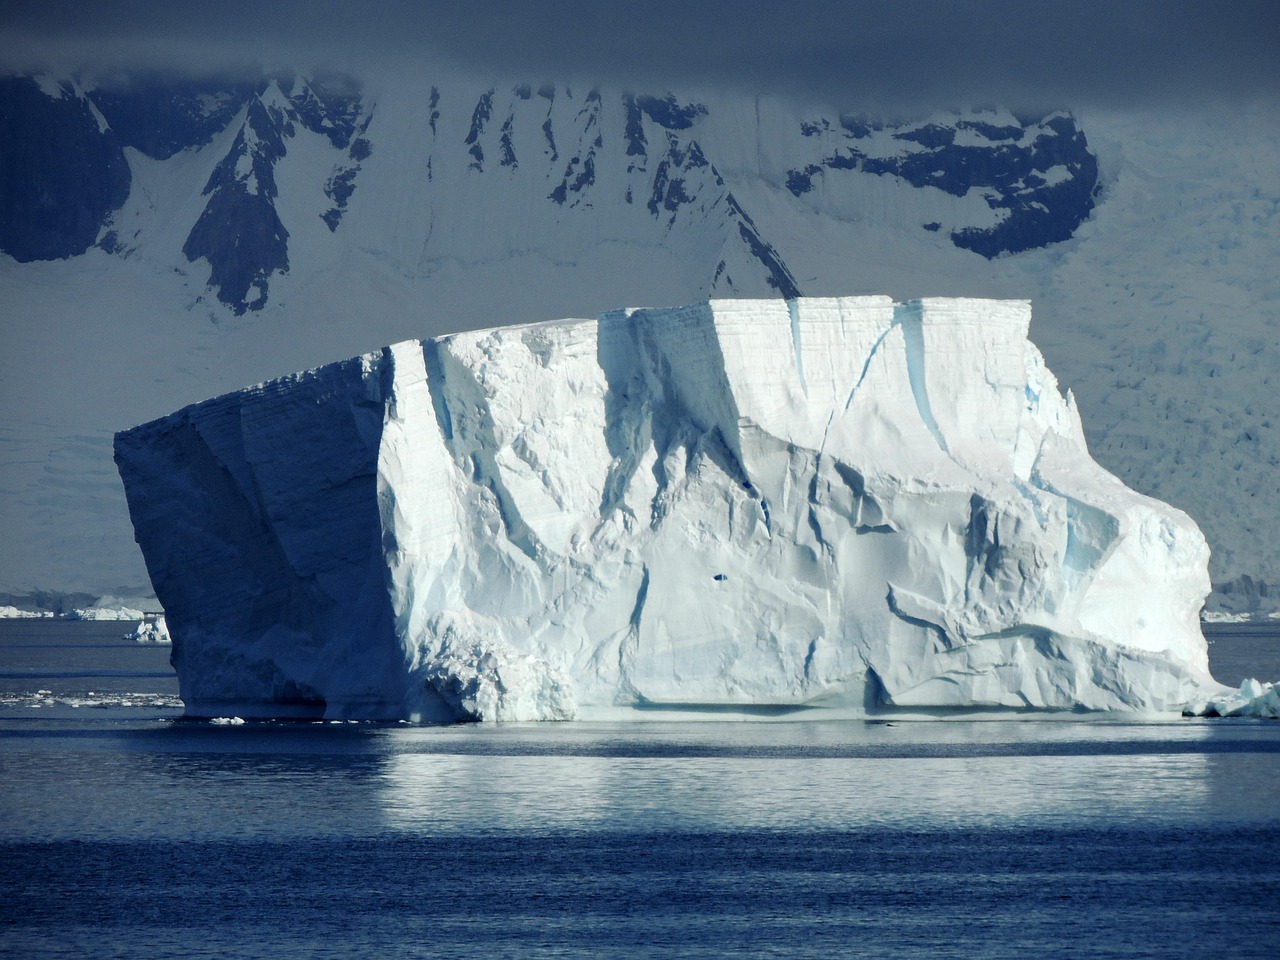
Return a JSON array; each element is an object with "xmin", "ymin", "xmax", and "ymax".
[{"xmin": 115, "ymin": 297, "xmax": 1226, "ymax": 721}]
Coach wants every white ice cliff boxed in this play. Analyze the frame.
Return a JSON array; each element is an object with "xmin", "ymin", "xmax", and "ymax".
[{"xmin": 115, "ymin": 297, "xmax": 1246, "ymax": 721}]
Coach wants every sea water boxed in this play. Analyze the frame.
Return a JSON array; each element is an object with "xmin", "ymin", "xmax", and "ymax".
[{"xmin": 1, "ymin": 620, "xmax": 1277, "ymax": 959}]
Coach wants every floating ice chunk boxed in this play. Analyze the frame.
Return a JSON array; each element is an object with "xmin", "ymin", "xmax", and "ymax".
[
  {"xmin": 1185, "ymin": 679, "xmax": 1280, "ymax": 719},
  {"xmin": 124, "ymin": 616, "xmax": 171, "ymax": 644},
  {"xmin": 66, "ymin": 605, "xmax": 147, "ymax": 621},
  {"xmin": 0, "ymin": 606, "xmax": 55, "ymax": 619},
  {"xmin": 115, "ymin": 297, "xmax": 1243, "ymax": 722},
  {"xmin": 1202, "ymin": 611, "xmax": 1252, "ymax": 624}
]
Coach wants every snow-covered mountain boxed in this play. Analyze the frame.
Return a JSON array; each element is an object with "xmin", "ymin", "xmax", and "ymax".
[
  {"xmin": 1, "ymin": 73, "xmax": 1099, "ymax": 310},
  {"xmin": 1, "ymin": 70, "xmax": 1276, "ymax": 613}
]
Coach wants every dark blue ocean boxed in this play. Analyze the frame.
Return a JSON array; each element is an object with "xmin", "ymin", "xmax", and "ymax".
[{"xmin": 1, "ymin": 620, "xmax": 1277, "ymax": 959}]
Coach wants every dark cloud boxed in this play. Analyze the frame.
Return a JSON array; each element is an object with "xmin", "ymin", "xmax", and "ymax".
[{"xmin": 2, "ymin": 1, "xmax": 1277, "ymax": 112}]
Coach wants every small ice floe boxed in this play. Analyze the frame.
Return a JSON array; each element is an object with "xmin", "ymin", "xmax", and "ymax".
[
  {"xmin": 0, "ymin": 605, "xmax": 54, "ymax": 618},
  {"xmin": 210, "ymin": 716, "xmax": 246, "ymax": 725},
  {"xmin": 3, "ymin": 690, "xmax": 182, "ymax": 710},
  {"xmin": 1202, "ymin": 611, "xmax": 1253, "ymax": 624},
  {"xmin": 66, "ymin": 605, "xmax": 147, "ymax": 621},
  {"xmin": 124, "ymin": 616, "xmax": 170, "ymax": 644},
  {"xmin": 1186, "ymin": 679, "xmax": 1280, "ymax": 719}
]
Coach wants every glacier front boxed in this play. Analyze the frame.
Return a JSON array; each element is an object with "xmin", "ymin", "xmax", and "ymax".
[{"xmin": 116, "ymin": 297, "xmax": 1233, "ymax": 721}]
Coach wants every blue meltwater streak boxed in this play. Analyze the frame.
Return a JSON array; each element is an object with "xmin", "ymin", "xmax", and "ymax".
[{"xmin": 896, "ymin": 300, "xmax": 949, "ymax": 455}]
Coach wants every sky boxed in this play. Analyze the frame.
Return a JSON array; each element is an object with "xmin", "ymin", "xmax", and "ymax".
[{"xmin": 2, "ymin": 0, "xmax": 1278, "ymax": 114}]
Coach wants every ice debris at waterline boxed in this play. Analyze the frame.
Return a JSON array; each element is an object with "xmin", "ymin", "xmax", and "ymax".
[{"xmin": 114, "ymin": 297, "xmax": 1277, "ymax": 721}]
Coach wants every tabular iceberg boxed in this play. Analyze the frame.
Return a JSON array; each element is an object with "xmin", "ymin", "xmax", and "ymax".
[{"xmin": 116, "ymin": 297, "xmax": 1240, "ymax": 721}]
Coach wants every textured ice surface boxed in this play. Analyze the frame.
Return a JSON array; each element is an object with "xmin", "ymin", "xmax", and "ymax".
[
  {"xmin": 65, "ymin": 605, "xmax": 146, "ymax": 621},
  {"xmin": 0, "ymin": 606, "xmax": 55, "ymax": 619},
  {"xmin": 124, "ymin": 616, "xmax": 170, "ymax": 644},
  {"xmin": 1185, "ymin": 678, "xmax": 1280, "ymax": 719},
  {"xmin": 116, "ymin": 297, "xmax": 1236, "ymax": 721}
]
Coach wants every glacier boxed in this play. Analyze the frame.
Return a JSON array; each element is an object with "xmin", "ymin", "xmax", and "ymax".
[{"xmin": 115, "ymin": 296, "xmax": 1258, "ymax": 722}]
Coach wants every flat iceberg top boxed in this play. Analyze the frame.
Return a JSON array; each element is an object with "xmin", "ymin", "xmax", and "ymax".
[{"xmin": 116, "ymin": 296, "xmax": 1251, "ymax": 722}]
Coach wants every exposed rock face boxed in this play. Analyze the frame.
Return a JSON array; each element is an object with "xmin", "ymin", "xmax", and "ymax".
[
  {"xmin": 3, "ymin": 72, "xmax": 1098, "ymax": 311},
  {"xmin": 0, "ymin": 77, "xmax": 130, "ymax": 261},
  {"xmin": 115, "ymin": 297, "xmax": 1219, "ymax": 721},
  {"xmin": 787, "ymin": 112, "xmax": 1100, "ymax": 258}
]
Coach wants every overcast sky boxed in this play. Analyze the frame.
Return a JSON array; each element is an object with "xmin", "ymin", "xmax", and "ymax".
[{"xmin": 2, "ymin": 1, "xmax": 1278, "ymax": 113}]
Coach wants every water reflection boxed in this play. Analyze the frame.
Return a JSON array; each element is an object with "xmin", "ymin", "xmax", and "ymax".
[
  {"xmin": 375, "ymin": 722, "xmax": 1229, "ymax": 834},
  {"xmin": 2, "ymin": 719, "xmax": 1275, "ymax": 843}
]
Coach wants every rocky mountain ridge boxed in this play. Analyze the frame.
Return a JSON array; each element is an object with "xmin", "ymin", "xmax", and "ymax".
[{"xmin": 1, "ymin": 70, "xmax": 1275, "ymax": 615}]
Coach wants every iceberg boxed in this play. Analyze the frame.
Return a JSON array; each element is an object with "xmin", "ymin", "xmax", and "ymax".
[
  {"xmin": 124, "ymin": 616, "xmax": 171, "ymax": 644},
  {"xmin": 115, "ymin": 297, "xmax": 1247, "ymax": 721},
  {"xmin": 1186, "ymin": 679, "xmax": 1280, "ymax": 719}
]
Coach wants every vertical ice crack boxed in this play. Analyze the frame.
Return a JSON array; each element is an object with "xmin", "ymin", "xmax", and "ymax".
[
  {"xmin": 897, "ymin": 302, "xmax": 949, "ymax": 456},
  {"xmin": 420, "ymin": 340, "xmax": 454, "ymax": 443},
  {"xmin": 842, "ymin": 316, "xmax": 896, "ymax": 414},
  {"xmin": 615, "ymin": 564, "xmax": 649, "ymax": 702},
  {"xmin": 818, "ymin": 301, "xmax": 894, "ymax": 459},
  {"xmin": 629, "ymin": 564, "xmax": 650, "ymax": 631},
  {"xmin": 802, "ymin": 637, "xmax": 818, "ymax": 681},
  {"xmin": 787, "ymin": 298, "xmax": 807, "ymax": 396}
]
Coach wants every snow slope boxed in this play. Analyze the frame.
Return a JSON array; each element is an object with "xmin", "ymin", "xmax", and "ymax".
[
  {"xmin": 1, "ymin": 73, "xmax": 1276, "ymax": 614},
  {"xmin": 117, "ymin": 297, "xmax": 1230, "ymax": 720}
]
